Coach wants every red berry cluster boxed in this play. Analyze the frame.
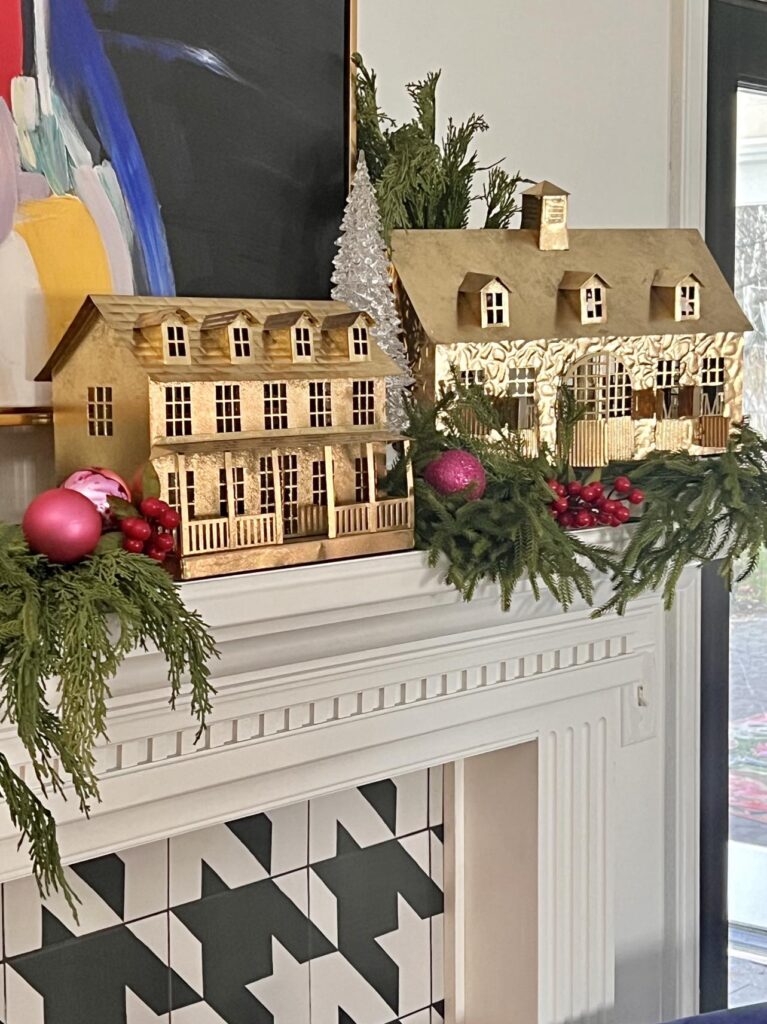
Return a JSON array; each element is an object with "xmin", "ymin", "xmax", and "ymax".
[
  {"xmin": 547, "ymin": 475, "xmax": 645, "ymax": 530},
  {"xmin": 120, "ymin": 497, "xmax": 180, "ymax": 562}
]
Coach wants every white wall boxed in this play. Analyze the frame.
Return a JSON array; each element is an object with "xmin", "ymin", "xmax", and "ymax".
[{"xmin": 358, "ymin": 0, "xmax": 673, "ymax": 228}]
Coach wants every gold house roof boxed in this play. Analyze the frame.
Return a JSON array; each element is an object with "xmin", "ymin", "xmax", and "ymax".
[
  {"xmin": 391, "ymin": 228, "xmax": 751, "ymax": 344},
  {"xmin": 37, "ymin": 295, "xmax": 404, "ymax": 382}
]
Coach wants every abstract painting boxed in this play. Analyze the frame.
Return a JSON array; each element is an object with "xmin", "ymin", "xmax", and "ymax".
[{"xmin": 0, "ymin": 0, "xmax": 350, "ymax": 408}]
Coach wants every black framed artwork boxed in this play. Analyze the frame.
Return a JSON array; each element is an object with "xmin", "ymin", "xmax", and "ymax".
[{"xmin": 0, "ymin": 0, "xmax": 352, "ymax": 408}]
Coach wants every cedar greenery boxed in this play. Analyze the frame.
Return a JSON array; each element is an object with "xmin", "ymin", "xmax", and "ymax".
[
  {"xmin": 353, "ymin": 53, "xmax": 528, "ymax": 239},
  {"xmin": 0, "ymin": 525, "xmax": 217, "ymax": 909},
  {"xmin": 401, "ymin": 386, "xmax": 767, "ymax": 615}
]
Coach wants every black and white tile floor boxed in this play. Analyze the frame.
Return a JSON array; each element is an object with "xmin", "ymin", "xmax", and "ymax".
[{"xmin": 0, "ymin": 767, "xmax": 444, "ymax": 1024}]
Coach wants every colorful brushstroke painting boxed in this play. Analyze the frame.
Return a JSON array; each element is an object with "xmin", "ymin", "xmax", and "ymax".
[{"xmin": 0, "ymin": 0, "xmax": 349, "ymax": 408}]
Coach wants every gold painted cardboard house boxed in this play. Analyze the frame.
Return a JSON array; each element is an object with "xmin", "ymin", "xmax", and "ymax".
[
  {"xmin": 38, "ymin": 296, "xmax": 414, "ymax": 580},
  {"xmin": 392, "ymin": 181, "xmax": 751, "ymax": 466}
]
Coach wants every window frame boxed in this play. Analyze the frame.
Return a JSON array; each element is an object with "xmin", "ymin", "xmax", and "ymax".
[
  {"xmin": 164, "ymin": 384, "xmax": 193, "ymax": 437},
  {"xmin": 163, "ymin": 323, "xmax": 190, "ymax": 363},
  {"xmin": 292, "ymin": 324, "xmax": 314, "ymax": 362},
  {"xmin": 87, "ymin": 385, "xmax": 113, "ymax": 437},
  {"xmin": 352, "ymin": 379, "xmax": 376, "ymax": 426},
  {"xmin": 348, "ymin": 323, "xmax": 371, "ymax": 361},
  {"xmin": 263, "ymin": 381, "xmax": 289, "ymax": 430},
  {"xmin": 565, "ymin": 354, "xmax": 632, "ymax": 420},
  {"xmin": 581, "ymin": 284, "xmax": 607, "ymax": 324},
  {"xmin": 482, "ymin": 285, "xmax": 510, "ymax": 328},
  {"xmin": 308, "ymin": 381, "xmax": 333, "ymax": 428},
  {"xmin": 215, "ymin": 383, "xmax": 243, "ymax": 434},
  {"xmin": 701, "ymin": 356, "xmax": 726, "ymax": 415},
  {"xmin": 229, "ymin": 324, "xmax": 253, "ymax": 362},
  {"xmin": 677, "ymin": 282, "xmax": 700, "ymax": 321}
]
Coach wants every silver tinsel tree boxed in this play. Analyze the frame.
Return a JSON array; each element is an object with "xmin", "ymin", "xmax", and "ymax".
[{"xmin": 331, "ymin": 152, "xmax": 412, "ymax": 431}]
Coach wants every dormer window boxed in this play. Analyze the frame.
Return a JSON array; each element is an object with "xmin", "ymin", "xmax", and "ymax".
[
  {"xmin": 230, "ymin": 325, "xmax": 252, "ymax": 360},
  {"xmin": 350, "ymin": 324, "xmax": 369, "ymax": 359},
  {"xmin": 583, "ymin": 285, "xmax": 605, "ymax": 323},
  {"xmin": 484, "ymin": 287, "xmax": 509, "ymax": 327},
  {"xmin": 678, "ymin": 282, "xmax": 699, "ymax": 320},
  {"xmin": 292, "ymin": 325, "xmax": 314, "ymax": 361},
  {"xmin": 165, "ymin": 324, "xmax": 188, "ymax": 360}
]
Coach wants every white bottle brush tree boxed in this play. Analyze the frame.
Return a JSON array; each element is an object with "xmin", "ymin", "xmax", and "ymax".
[{"xmin": 331, "ymin": 152, "xmax": 413, "ymax": 431}]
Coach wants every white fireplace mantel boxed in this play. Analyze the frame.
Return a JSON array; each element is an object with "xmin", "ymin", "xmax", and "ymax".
[{"xmin": 0, "ymin": 548, "xmax": 701, "ymax": 1024}]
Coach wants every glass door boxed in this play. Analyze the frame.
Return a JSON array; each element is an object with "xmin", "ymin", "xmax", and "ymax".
[
  {"xmin": 728, "ymin": 84, "xmax": 767, "ymax": 1008},
  {"xmin": 706, "ymin": 0, "xmax": 767, "ymax": 1010}
]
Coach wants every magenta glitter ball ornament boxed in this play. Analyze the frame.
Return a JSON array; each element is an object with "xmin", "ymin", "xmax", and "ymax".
[
  {"xmin": 61, "ymin": 467, "xmax": 131, "ymax": 526},
  {"xmin": 422, "ymin": 449, "xmax": 487, "ymax": 500},
  {"xmin": 22, "ymin": 489, "xmax": 103, "ymax": 564}
]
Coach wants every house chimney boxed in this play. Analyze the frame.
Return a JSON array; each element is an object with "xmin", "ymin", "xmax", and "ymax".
[{"xmin": 521, "ymin": 181, "xmax": 570, "ymax": 251}]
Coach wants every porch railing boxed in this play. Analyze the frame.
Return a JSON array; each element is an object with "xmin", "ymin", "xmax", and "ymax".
[{"xmin": 182, "ymin": 498, "xmax": 411, "ymax": 555}]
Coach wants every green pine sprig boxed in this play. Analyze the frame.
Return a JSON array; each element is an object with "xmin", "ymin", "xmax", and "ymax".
[
  {"xmin": 0, "ymin": 527, "xmax": 217, "ymax": 910},
  {"xmin": 399, "ymin": 388, "xmax": 767, "ymax": 618}
]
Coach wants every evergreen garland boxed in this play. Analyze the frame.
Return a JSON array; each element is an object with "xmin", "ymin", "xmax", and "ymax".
[
  {"xmin": 352, "ymin": 54, "xmax": 528, "ymax": 239},
  {"xmin": 400, "ymin": 387, "xmax": 767, "ymax": 616},
  {"xmin": 0, "ymin": 525, "xmax": 217, "ymax": 908}
]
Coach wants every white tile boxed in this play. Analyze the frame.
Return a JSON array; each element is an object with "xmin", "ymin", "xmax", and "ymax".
[
  {"xmin": 430, "ymin": 1007, "xmax": 445, "ymax": 1024},
  {"xmin": 399, "ymin": 832, "xmax": 430, "ymax": 875},
  {"xmin": 394, "ymin": 771, "xmax": 428, "ymax": 836},
  {"xmin": 247, "ymin": 938, "xmax": 311, "ymax": 1023},
  {"xmin": 309, "ymin": 950, "xmax": 393, "ymax": 1024},
  {"xmin": 4, "ymin": 963, "xmax": 45, "ymax": 1024},
  {"xmin": 309, "ymin": 870, "xmax": 338, "ymax": 946},
  {"xmin": 400, "ymin": 1010, "xmax": 431, "ymax": 1024},
  {"xmin": 429, "ymin": 830, "xmax": 444, "ymax": 892},
  {"xmin": 170, "ymin": 801, "xmax": 308, "ymax": 906},
  {"xmin": 310, "ymin": 789, "xmax": 393, "ymax": 863}
]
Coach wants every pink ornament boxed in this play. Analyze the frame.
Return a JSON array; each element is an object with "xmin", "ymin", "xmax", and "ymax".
[
  {"xmin": 422, "ymin": 449, "xmax": 487, "ymax": 500},
  {"xmin": 61, "ymin": 467, "xmax": 131, "ymax": 526},
  {"xmin": 23, "ymin": 489, "xmax": 103, "ymax": 564}
]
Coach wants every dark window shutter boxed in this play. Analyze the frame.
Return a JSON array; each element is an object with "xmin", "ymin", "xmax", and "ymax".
[
  {"xmin": 631, "ymin": 389, "xmax": 656, "ymax": 419},
  {"xmin": 677, "ymin": 385, "xmax": 699, "ymax": 418}
]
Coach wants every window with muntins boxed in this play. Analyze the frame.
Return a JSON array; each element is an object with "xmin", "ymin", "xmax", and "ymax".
[
  {"xmin": 583, "ymin": 286, "xmax": 605, "ymax": 322},
  {"xmin": 459, "ymin": 369, "xmax": 485, "ymax": 387},
  {"xmin": 293, "ymin": 325, "xmax": 313, "ymax": 360},
  {"xmin": 701, "ymin": 356, "xmax": 726, "ymax": 415},
  {"xmin": 263, "ymin": 382, "xmax": 288, "ymax": 429},
  {"xmin": 165, "ymin": 385, "xmax": 192, "ymax": 436},
  {"xmin": 351, "ymin": 325, "xmax": 369, "ymax": 358},
  {"xmin": 484, "ymin": 289, "xmax": 508, "ymax": 326},
  {"xmin": 219, "ymin": 467, "xmax": 246, "ymax": 516},
  {"xmin": 184, "ymin": 470, "xmax": 196, "ymax": 519},
  {"xmin": 352, "ymin": 380, "xmax": 375, "ymax": 426},
  {"xmin": 165, "ymin": 324, "xmax": 188, "ymax": 359},
  {"xmin": 567, "ymin": 355, "xmax": 631, "ymax": 420},
  {"xmin": 678, "ymin": 284, "xmax": 699, "ymax": 320},
  {"xmin": 354, "ymin": 457, "xmax": 370, "ymax": 503},
  {"xmin": 87, "ymin": 386, "xmax": 113, "ymax": 437},
  {"xmin": 311, "ymin": 460, "xmax": 328, "ymax": 506},
  {"xmin": 309, "ymin": 381, "xmax": 332, "ymax": 427},
  {"xmin": 230, "ymin": 326, "xmax": 251, "ymax": 360},
  {"xmin": 258, "ymin": 457, "xmax": 276, "ymax": 515},
  {"xmin": 656, "ymin": 359, "xmax": 682, "ymax": 418},
  {"xmin": 215, "ymin": 384, "xmax": 242, "ymax": 433},
  {"xmin": 279, "ymin": 454, "xmax": 299, "ymax": 535}
]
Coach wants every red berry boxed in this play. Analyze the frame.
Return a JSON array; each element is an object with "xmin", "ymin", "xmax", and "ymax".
[
  {"xmin": 145, "ymin": 547, "xmax": 167, "ymax": 562},
  {"xmin": 547, "ymin": 479, "xmax": 560, "ymax": 493},
  {"xmin": 552, "ymin": 497, "xmax": 569, "ymax": 514},
  {"xmin": 601, "ymin": 499, "xmax": 619, "ymax": 515},
  {"xmin": 598, "ymin": 511, "xmax": 613, "ymax": 525},
  {"xmin": 613, "ymin": 476, "xmax": 632, "ymax": 494},
  {"xmin": 614, "ymin": 505, "xmax": 631, "ymax": 524},
  {"xmin": 549, "ymin": 507, "xmax": 559, "ymax": 518},
  {"xmin": 581, "ymin": 484, "xmax": 599, "ymax": 504},
  {"xmin": 595, "ymin": 496, "xmax": 608, "ymax": 510},
  {"xmin": 154, "ymin": 532, "xmax": 175, "ymax": 552},
  {"xmin": 158, "ymin": 508, "xmax": 180, "ymax": 530},
  {"xmin": 122, "ymin": 537, "xmax": 145, "ymax": 554},
  {"xmin": 628, "ymin": 488, "xmax": 645, "ymax": 505},
  {"xmin": 121, "ymin": 517, "xmax": 152, "ymax": 541},
  {"xmin": 559, "ymin": 511, "xmax": 575, "ymax": 528},
  {"xmin": 591, "ymin": 481, "xmax": 604, "ymax": 498},
  {"xmin": 566, "ymin": 481, "xmax": 582, "ymax": 496},
  {"xmin": 140, "ymin": 497, "xmax": 164, "ymax": 518},
  {"xmin": 575, "ymin": 510, "xmax": 592, "ymax": 528},
  {"xmin": 607, "ymin": 515, "xmax": 620, "ymax": 527}
]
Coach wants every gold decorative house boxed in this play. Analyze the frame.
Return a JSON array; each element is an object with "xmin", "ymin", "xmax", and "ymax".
[
  {"xmin": 38, "ymin": 296, "xmax": 414, "ymax": 579},
  {"xmin": 392, "ymin": 181, "xmax": 751, "ymax": 466}
]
